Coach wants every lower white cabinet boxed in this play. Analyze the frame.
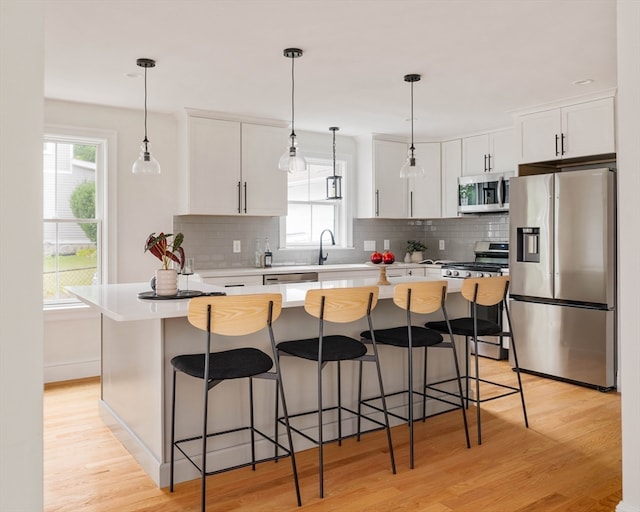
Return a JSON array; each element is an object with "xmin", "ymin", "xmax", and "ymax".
[{"xmin": 202, "ymin": 275, "xmax": 263, "ymax": 287}]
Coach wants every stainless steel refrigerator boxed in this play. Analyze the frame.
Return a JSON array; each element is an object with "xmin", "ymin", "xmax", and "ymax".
[{"xmin": 509, "ymin": 167, "xmax": 616, "ymax": 390}]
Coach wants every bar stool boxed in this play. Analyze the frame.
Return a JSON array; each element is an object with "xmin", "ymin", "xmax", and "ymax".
[
  {"xmin": 275, "ymin": 286, "xmax": 396, "ymax": 498},
  {"xmin": 359, "ymin": 280, "xmax": 470, "ymax": 469},
  {"xmin": 169, "ymin": 293, "xmax": 301, "ymax": 511},
  {"xmin": 426, "ymin": 276, "xmax": 528, "ymax": 445}
]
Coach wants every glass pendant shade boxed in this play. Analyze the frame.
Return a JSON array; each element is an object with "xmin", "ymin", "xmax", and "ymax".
[
  {"xmin": 132, "ymin": 140, "xmax": 161, "ymax": 174},
  {"xmin": 278, "ymin": 136, "xmax": 306, "ymax": 172},
  {"xmin": 399, "ymin": 148, "xmax": 425, "ymax": 178},
  {"xmin": 132, "ymin": 58, "xmax": 160, "ymax": 175}
]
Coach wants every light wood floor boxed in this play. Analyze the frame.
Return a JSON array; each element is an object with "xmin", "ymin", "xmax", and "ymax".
[{"xmin": 44, "ymin": 359, "xmax": 622, "ymax": 511}]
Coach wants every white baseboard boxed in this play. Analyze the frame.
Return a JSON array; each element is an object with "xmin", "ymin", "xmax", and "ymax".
[
  {"xmin": 616, "ymin": 501, "xmax": 640, "ymax": 512},
  {"xmin": 44, "ymin": 359, "xmax": 100, "ymax": 383}
]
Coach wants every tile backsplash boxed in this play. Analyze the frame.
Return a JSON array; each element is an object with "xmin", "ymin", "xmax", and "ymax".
[{"xmin": 174, "ymin": 214, "xmax": 509, "ymax": 271}]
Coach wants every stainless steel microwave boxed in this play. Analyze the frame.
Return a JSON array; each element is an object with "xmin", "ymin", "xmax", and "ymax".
[{"xmin": 458, "ymin": 171, "xmax": 514, "ymax": 214}]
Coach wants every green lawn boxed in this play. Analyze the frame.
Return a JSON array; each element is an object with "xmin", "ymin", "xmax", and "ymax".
[{"xmin": 44, "ymin": 253, "xmax": 97, "ymax": 299}]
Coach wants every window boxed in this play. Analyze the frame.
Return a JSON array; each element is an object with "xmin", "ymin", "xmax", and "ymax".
[
  {"xmin": 43, "ymin": 136, "xmax": 105, "ymax": 306},
  {"xmin": 283, "ymin": 157, "xmax": 348, "ymax": 247}
]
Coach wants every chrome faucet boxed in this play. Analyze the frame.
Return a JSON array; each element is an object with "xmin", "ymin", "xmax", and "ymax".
[{"xmin": 318, "ymin": 229, "xmax": 336, "ymax": 265}]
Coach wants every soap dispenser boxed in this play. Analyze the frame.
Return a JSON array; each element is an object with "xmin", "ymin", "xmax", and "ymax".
[{"xmin": 263, "ymin": 237, "xmax": 273, "ymax": 268}]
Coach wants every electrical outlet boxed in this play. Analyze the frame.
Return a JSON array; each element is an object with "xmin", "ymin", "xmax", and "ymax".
[
  {"xmin": 364, "ymin": 240, "xmax": 376, "ymax": 251},
  {"xmin": 383, "ymin": 239, "xmax": 390, "ymax": 250},
  {"xmin": 439, "ymin": 240, "xmax": 445, "ymax": 251},
  {"xmin": 233, "ymin": 240, "xmax": 241, "ymax": 253}
]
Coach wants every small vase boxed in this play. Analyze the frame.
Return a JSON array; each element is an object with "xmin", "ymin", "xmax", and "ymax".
[
  {"xmin": 410, "ymin": 251, "xmax": 424, "ymax": 263},
  {"xmin": 155, "ymin": 268, "xmax": 178, "ymax": 296},
  {"xmin": 404, "ymin": 252, "xmax": 411, "ymax": 263}
]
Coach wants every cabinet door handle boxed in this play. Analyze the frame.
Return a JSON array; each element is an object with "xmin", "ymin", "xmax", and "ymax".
[
  {"xmin": 243, "ymin": 182, "xmax": 247, "ymax": 213},
  {"xmin": 487, "ymin": 153, "xmax": 492, "ymax": 172},
  {"xmin": 484, "ymin": 154, "xmax": 488, "ymax": 172},
  {"xmin": 237, "ymin": 181, "xmax": 242, "ymax": 213},
  {"xmin": 561, "ymin": 133, "xmax": 566, "ymax": 155},
  {"xmin": 375, "ymin": 189, "xmax": 380, "ymax": 217},
  {"xmin": 555, "ymin": 134, "xmax": 560, "ymax": 156}
]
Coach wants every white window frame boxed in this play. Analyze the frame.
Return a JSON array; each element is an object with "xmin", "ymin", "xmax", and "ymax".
[
  {"xmin": 279, "ymin": 151, "xmax": 354, "ymax": 250},
  {"xmin": 43, "ymin": 126, "xmax": 117, "ymax": 310}
]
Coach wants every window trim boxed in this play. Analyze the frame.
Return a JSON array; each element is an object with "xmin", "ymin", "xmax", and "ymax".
[{"xmin": 43, "ymin": 125, "xmax": 117, "ymax": 310}]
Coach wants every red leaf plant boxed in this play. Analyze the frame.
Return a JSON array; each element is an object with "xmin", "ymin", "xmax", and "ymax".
[{"xmin": 144, "ymin": 232, "xmax": 185, "ymax": 271}]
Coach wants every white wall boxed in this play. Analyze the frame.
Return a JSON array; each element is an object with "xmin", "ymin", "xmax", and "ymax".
[
  {"xmin": 616, "ymin": 1, "xmax": 640, "ymax": 511},
  {"xmin": 0, "ymin": 2, "xmax": 44, "ymax": 510}
]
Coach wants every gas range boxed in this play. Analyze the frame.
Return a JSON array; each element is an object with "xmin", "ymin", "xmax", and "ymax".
[{"xmin": 440, "ymin": 241, "xmax": 509, "ymax": 279}]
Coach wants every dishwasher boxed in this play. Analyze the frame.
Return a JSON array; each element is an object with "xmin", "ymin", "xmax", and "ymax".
[{"xmin": 263, "ymin": 272, "xmax": 318, "ymax": 285}]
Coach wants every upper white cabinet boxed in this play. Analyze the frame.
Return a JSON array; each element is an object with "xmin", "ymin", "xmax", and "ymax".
[
  {"xmin": 441, "ymin": 139, "xmax": 462, "ymax": 218},
  {"xmin": 462, "ymin": 128, "xmax": 516, "ymax": 176},
  {"xmin": 180, "ymin": 115, "xmax": 287, "ymax": 216},
  {"xmin": 241, "ymin": 123, "xmax": 288, "ymax": 215},
  {"xmin": 409, "ymin": 142, "xmax": 441, "ymax": 218},
  {"xmin": 372, "ymin": 139, "xmax": 408, "ymax": 218},
  {"xmin": 357, "ymin": 137, "xmax": 444, "ymax": 219},
  {"xmin": 517, "ymin": 96, "xmax": 615, "ymax": 164}
]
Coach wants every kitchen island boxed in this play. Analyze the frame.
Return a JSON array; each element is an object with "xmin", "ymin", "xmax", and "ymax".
[{"xmin": 68, "ymin": 276, "xmax": 465, "ymax": 488}]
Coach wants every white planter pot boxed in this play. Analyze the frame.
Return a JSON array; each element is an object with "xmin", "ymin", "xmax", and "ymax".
[
  {"xmin": 410, "ymin": 251, "xmax": 424, "ymax": 263},
  {"xmin": 155, "ymin": 269, "xmax": 178, "ymax": 296}
]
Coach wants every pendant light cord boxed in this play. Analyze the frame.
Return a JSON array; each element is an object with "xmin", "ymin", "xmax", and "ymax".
[
  {"xmin": 290, "ymin": 55, "xmax": 296, "ymax": 141},
  {"xmin": 409, "ymin": 79, "xmax": 415, "ymax": 156},
  {"xmin": 332, "ymin": 128, "xmax": 336, "ymax": 177},
  {"xmin": 143, "ymin": 66, "xmax": 149, "ymax": 148}
]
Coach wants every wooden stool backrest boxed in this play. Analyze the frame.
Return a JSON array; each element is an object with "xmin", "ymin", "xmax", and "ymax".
[
  {"xmin": 187, "ymin": 293, "xmax": 282, "ymax": 336},
  {"xmin": 393, "ymin": 280, "xmax": 447, "ymax": 314},
  {"xmin": 461, "ymin": 276, "xmax": 509, "ymax": 307},
  {"xmin": 304, "ymin": 286, "xmax": 379, "ymax": 323}
]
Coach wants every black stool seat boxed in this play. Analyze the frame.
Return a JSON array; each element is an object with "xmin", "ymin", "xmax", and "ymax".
[
  {"xmin": 171, "ymin": 348, "xmax": 273, "ymax": 381},
  {"xmin": 277, "ymin": 335, "xmax": 367, "ymax": 361},
  {"xmin": 361, "ymin": 326, "xmax": 443, "ymax": 348},
  {"xmin": 427, "ymin": 318, "xmax": 501, "ymax": 337}
]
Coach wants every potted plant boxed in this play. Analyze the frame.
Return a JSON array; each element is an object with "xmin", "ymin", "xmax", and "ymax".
[
  {"xmin": 406, "ymin": 239, "xmax": 427, "ymax": 263},
  {"xmin": 145, "ymin": 232, "xmax": 185, "ymax": 296}
]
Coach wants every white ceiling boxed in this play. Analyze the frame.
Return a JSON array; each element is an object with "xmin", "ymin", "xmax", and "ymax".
[{"xmin": 43, "ymin": 0, "xmax": 617, "ymax": 140}]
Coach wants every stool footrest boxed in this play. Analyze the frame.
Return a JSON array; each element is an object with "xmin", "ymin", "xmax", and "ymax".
[
  {"xmin": 173, "ymin": 425, "xmax": 293, "ymax": 477},
  {"xmin": 278, "ymin": 405, "xmax": 388, "ymax": 446},
  {"xmin": 360, "ymin": 389, "xmax": 463, "ymax": 423}
]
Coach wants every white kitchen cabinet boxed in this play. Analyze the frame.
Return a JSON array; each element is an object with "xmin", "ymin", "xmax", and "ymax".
[
  {"xmin": 462, "ymin": 128, "xmax": 516, "ymax": 176},
  {"xmin": 241, "ymin": 123, "xmax": 288, "ymax": 216},
  {"xmin": 202, "ymin": 275, "xmax": 263, "ymax": 287},
  {"xmin": 373, "ymin": 140, "xmax": 408, "ymax": 218},
  {"xmin": 409, "ymin": 142, "xmax": 441, "ymax": 218},
  {"xmin": 517, "ymin": 96, "xmax": 615, "ymax": 164},
  {"xmin": 441, "ymin": 139, "xmax": 462, "ymax": 218},
  {"xmin": 180, "ymin": 116, "xmax": 287, "ymax": 216}
]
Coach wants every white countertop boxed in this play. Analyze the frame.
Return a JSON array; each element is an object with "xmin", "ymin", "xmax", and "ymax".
[
  {"xmin": 67, "ymin": 275, "xmax": 461, "ymax": 322},
  {"xmin": 194, "ymin": 262, "xmax": 442, "ymax": 278}
]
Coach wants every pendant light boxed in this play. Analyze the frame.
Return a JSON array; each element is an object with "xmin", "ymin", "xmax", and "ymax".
[
  {"xmin": 326, "ymin": 127, "xmax": 342, "ymax": 200},
  {"xmin": 132, "ymin": 58, "xmax": 161, "ymax": 175},
  {"xmin": 278, "ymin": 48, "xmax": 306, "ymax": 173},
  {"xmin": 400, "ymin": 73, "xmax": 425, "ymax": 179}
]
